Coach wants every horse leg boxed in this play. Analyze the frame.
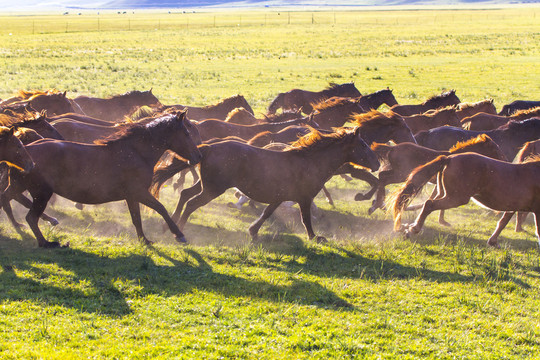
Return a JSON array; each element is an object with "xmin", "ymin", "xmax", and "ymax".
[
  {"xmin": 515, "ymin": 212, "xmax": 528, "ymax": 232},
  {"xmin": 534, "ymin": 212, "xmax": 540, "ymax": 248},
  {"xmin": 13, "ymin": 192, "xmax": 59, "ymax": 226},
  {"xmin": 406, "ymin": 194, "xmax": 470, "ymax": 236},
  {"xmin": 321, "ymin": 186, "xmax": 334, "ymax": 206},
  {"xmin": 248, "ymin": 202, "xmax": 281, "ymax": 241},
  {"xmin": 177, "ymin": 186, "xmax": 225, "ymax": 230},
  {"xmin": 298, "ymin": 198, "xmax": 326, "ymax": 244},
  {"xmin": 487, "ymin": 211, "xmax": 515, "ymax": 248},
  {"xmin": 368, "ymin": 170, "xmax": 396, "ymax": 214},
  {"xmin": 25, "ymin": 188, "xmax": 59, "ymax": 248},
  {"xmin": 170, "ymin": 180, "xmax": 202, "ymax": 224},
  {"xmin": 172, "ymin": 169, "xmax": 187, "ymax": 192},
  {"xmin": 352, "ymin": 170, "xmax": 379, "ymax": 201},
  {"xmin": 125, "ymin": 200, "xmax": 151, "ymax": 245},
  {"xmin": 189, "ymin": 167, "xmax": 200, "ymax": 185},
  {"xmin": 137, "ymin": 192, "xmax": 188, "ymax": 244}
]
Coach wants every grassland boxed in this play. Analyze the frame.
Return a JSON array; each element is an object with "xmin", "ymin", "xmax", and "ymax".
[{"xmin": 0, "ymin": 7, "xmax": 540, "ymax": 359}]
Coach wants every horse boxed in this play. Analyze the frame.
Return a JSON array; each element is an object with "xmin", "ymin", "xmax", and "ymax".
[
  {"xmin": 365, "ymin": 135, "xmax": 507, "ymax": 224},
  {"xmin": 461, "ymin": 107, "xmax": 540, "ymax": 131},
  {"xmin": 415, "ymin": 118, "xmax": 540, "ymax": 161},
  {"xmin": 303, "ymin": 97, "xmax": 365, "ymax": 130},
  {"xmin": 455, "ymin": 99, "xmax": 496, "ymax": 120},
  {"xmin": 195, "ymin": 113, "xmax": 319, "ymax": 142},
  {"xmin": 390, "ymin": 153, "xmax": 540, "ymax": 248},
  {"xmin": 224, "ymin": 107, "xmax": 303, "ymax": 125},
  {"xmin": 357, "ymin": 88, "xmax": 398, "ymax": 111},
  {"xmin": 0, "ymin": 127, "xmax": 35, "ymax": 174},
  {"xmin": 170, "ymin": 95, "xmax": 254, "ymax": 121},
  {"xmin": 351, "ymin": 110, "xmax": 416, "ymax": 145},
  {"xmin": 47, "ymin": 112, "xmax": 117, "ymax": 127},
  {"xmin": 2, "ymin": 111, "xmax": 202, "ymax": 248},
  {"xmin": 402, "ymin": 106, "xmax": 460, "ymax": 134},
  {"xmin": 499, "ymin": 100, "xmax": 540, "ymax": 116},
  {"xmin": 73, "ymin": 89, "xmax": 161, "ymax": 122},
  {"xmin": 247, "ymin": 125, "xmax": 312, "ymax": 147},
  {"xmin": 1, "ymin": 91, "xmax": 74, "ymax": 117},
  {"xmin": 0, "ymin": 112, "xmax": 64, "ymax": 140},
  {"xmin": 151, "ymin": 127, "xmax": 379, "ymax": 243},
  {"xmin": 267, "ymin": 82, "xmax": 361, "ymax": 115},
  {"xmin": 51, "ymin": 119, "xmax": 127, "ymax": 143},
  {"xmin": 390, "ymin": 90, "xmax": 460, "ymax": 116}
]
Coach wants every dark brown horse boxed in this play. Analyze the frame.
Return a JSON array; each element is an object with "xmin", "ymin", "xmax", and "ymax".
[
  {"xmin": 357, "ymin": 88, "xmax": 398, "ymax": 111},
  {"xmin": 1, "ymin": 91, "xmax": 74, "ymax": 117},
  {"xmin": 499, "ymin": 100, "xmax": 540, "ymax": 116},
  {"xmin": 455, "ymin": 99, "xmax": 496, "ymax": 120},
  {"xmin": 73, "ymin": 89, "xmax": 161, "ymax": 122},
  {"xmin": 366, "ymin": 135, "xmax": 507, "ymax": 223},
  {"xmin": 267, "ymin": 82, "xmax": 361, "ymax": 115},
  {"xmin": 390, "ymin": 90, "xmax": 460, "ymax": 116},
  {"xmin": 170, "ymin": 95, "xmax": 254, "ymax": 121},
  {"xmin": 391, "ymin": 153, "xmax": 540, "ymax": 247},
  {"xmin": 461, "ymin": 107, "xmax": 540, "ymax": 131},
  {"xmin": 3, "ymin": 111, "xmax": 202, "ymax": 248},
  {"xmin": 402, "ymin": 106, "xmax": 460, "ymax": 134},
  {"xmin": 415, "ymin": 118, "xmax": 540, "ymax": 161},
  {"xmin": 152, "ymin": 127, "xmax": 379, "ymax": 243},
  {"xmin": 305, "ymin": 97, "xmax": 365, "ymax": 130}
]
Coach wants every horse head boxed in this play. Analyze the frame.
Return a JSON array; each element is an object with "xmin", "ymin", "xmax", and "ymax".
[{"xmin": 0, "ymin": 126, "xmax": 34, "ymax": 173}]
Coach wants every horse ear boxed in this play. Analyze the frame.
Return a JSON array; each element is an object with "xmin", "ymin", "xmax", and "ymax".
[
  {"xmin": 177, "ymin": 109, "xmax": 188, "ymax": 122},
  {"xmin": 8, "ymin": 127, "xmax": 15, "ymax": 137},
  {"xmin": 62, "ymin": 91, "xmax": 67, "ymax": 98},
  {"xmin": 149, "ymin": 88, "xmax": 153, "ymax": 94}
]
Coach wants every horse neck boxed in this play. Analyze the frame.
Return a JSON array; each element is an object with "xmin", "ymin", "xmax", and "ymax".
[
  {"xmin": 294, "ymin": 141, "xmax": 351, "ymax": 180},
  {"xmin": 113, "ymin": 135, "xmax": 168, "ymax": 167},
  {"xmin": 364, "ymin": 93, "xmax": 385, "ymax": 109}
]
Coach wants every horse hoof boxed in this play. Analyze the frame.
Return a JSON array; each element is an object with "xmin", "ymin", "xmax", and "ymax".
[
  {"xmin": 367, "ymin": 206, "xmax": 376, "ymax": 215},
  {"xmin": 175, "ymin": 236, "xmax": 188, "ymax": 244},
  {"xmin": 48, "ymin": 217, "xmax": 59, "ymax": 226},
  {"xmin": 314, "ymin": 236, "xmax": 328, "ymax": 244},
  {"xmin": 439, "ymin": 220, "xmax": 452, "ymax": 227},
  {"xmin": 354, "ymin": 193, "xmax": 367, "ymax": 201},
  {"xmin": 75, "ymin": 203, "xmax": 84, "ymax": 210}
]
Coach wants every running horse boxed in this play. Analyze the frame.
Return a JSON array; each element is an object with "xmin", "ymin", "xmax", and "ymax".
[
  {"xmin": 152, "ymin": 127, "xmax": 379, "ymax": 243},
  {"xmin": 170, "ymin": 95, "xmax": 254, "ymax": 121},
  {"xmin": 1, "ymin": 90, "xmax": 74, "ymax": 117},
  {"xmin": 391, "ymin": 153, "xmax": 540, "ymax": 248},
  {"xmin": 267, "ymin": 82, "xmax": 361, "ymax": 115},
  {"xmin": 73, "ymin": 89, "xmax": 161, "ymax": 122},
  {"xmin": 461, "ymin": 107, "xmax": 540, "ymax": 131},
  {"xmin": 2, "ymin": 111, "xmax": 202, "ymax": 248},
  {"xmin": 402, "ymin": 106, "xmax": 460, "ymax": 135},
  {"xmin": 390, "ymin": 90, "xmax": 460, "ymax": 116},
  {"xmin": 357, "ymin": 88, "xmax": 398, "ymax": 111}
]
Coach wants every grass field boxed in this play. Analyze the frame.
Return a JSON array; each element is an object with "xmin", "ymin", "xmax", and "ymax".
[{"xmin": 1, "ymin": 7, "xmax": 540, "ymax": 359}]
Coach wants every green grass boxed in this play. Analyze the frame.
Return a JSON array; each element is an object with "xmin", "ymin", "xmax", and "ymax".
[{"xmin": 0, "ymin": 7, "xmax": 540, "ymax": 358}]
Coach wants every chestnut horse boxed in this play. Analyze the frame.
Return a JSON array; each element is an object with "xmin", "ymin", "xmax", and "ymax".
[
  {"xmin": 390, "ymin": 90, "xmax": 460, "ymax": 116},
  {"xmin": 152, "ymin": 127, "xmax": 379, "ymax": 243},
  {"xmin": 415, "ymin": 118, "xmax": 540, "ymax": 161},
  {"xmin": 461, "ymin": 107, "xmax": 540, "ymax": 131},
  {"xmin": 267, "ymin": 82, "xmax": 361, "ymax": 115},
  {"xmin": 402, "ymin": 106, "xmax": 460, "ymax": 134},
  {"xmin": 73, "ymin": 89, "xmax": 161, "ymax": 122},
  {"xmin": 365, "ymin": 135, "xmax": 507, "ymax": 224},
  {"xmin": 3, "ymin": 111, "xmax": 202, "ymax": 248},
  {"xmin": 391, "ymin": 153, "xmax": 540, "ymax": 247},
  {"xmin": 170, "ymin": 95, "xmax": 254, "ymax": 121}
]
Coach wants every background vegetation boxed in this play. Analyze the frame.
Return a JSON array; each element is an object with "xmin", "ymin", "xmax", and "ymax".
[{"xmin": 0, "ymin": 7, "xmax": 539, "ymax": 358}]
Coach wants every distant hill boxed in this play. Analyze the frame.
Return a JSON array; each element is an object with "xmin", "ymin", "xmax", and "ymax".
[{"xmin": 0, "ymin": 0, "xmax": 534, "ymax": 11}]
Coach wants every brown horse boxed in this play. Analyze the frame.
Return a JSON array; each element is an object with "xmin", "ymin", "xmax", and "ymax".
[
  {"xmin": 351, "ymin": 110, "xmax": 416, "ymax": 144},
  {"xmin": 391, "ymin": 153, "xmax": 540, "ymax": 247},
  {"xmin": 73, "ymin": 89, "xmax": 161, "ymax": 122},
  {"xmin": 402, "ymin": 106, "xmax": 460, "ymax": 134},
  {"xmin": 455, "ymin": 99, "xmax": 496, "ymax": 120},
  {"xmin": 0, "ymin": 113, "xmax": 64, "ymax": 140},
  {"xmin": 415, "ymin": 118, "xmax": 540, "ymax": 161},
  {"xmin": 461, "ymin": 107, "xmax": 540, "ymax": 131},
  {"xmin": 247, "ymin": 125, "xmax": 312, "ymax": 147},
  {"xmin": 170, "ymin": 95, "xmax": 254, "ymax": 121},
  {"xmin": 0, "ymin": 127, "xmax": 35, "ymax": 174},
  {"xmin": 357, "ymin": 88, "xmax": 398, "ymax": 111},
  {"xmin": 1, "ymin": 91, "xmax": 74, "ymax": 117},
  {"xmin": 224, "ymin": 107, "xmax": 303, "ymax": 125},
  {"xmin": 195, "ymin": 113, "xmax": 319, "ymax": 142},
  {"xmin": 390, "ymin": 90, "xmax": 460, "ymax": 116},
  {"xmin": 3, "ymin": 111, "xmax": 202, "ymax": 248},
  {"xmin": 47, "ymin": 112, "xmax": 117, "ymax": 127},
  {"xmin": 305, "ymin": 97, "xmax": 365, "ymax": 130},
  {"xmin": 51, "ymin": 119, "xmax": 126, "ymax": 143},
  {"xmin": 366, "ymin": 135, "xmax": 507, "ymax": 224},
  {"xmin": 267, "ymin": 82, "xmax": 361, "ymax": 115},
  {"xmin": 152, "ymin": 127, "xmax": 379, "ymax": 243}
]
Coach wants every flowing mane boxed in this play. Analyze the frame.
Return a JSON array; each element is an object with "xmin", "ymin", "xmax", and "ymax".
[
  {"xmin": 106, "ymin": 90, "xmax": 152, "ymax": 100},
  {"xmin": 200, "ymin": 95, "xmax": 246, "ymax": 110},
  {"xmin": 351, "ymin": 110, "xmax": 404, "ymax": 128},
  {"xmin": 511, "ymin": 106, "xmax": 540, "ymax": 120},
  {"xmin": 312, "ymin": 97, "xmax": 358, "ymax": 112},
  {"xmin": 286, "ymin": 126, "xmax": 355, "ymax": 152},
  {"xmin": 449, "ymin": 134, "xmax": 493, "ymax": 152},
  {"xmin": 0, "ymin": 112, "xmax": 43, "ymax": 127},
  {"xmin": 457, "ymin": 99, "xmax": 493, "ymax": 111},
  {"xmin": 522, "ymin": 154, "xmax": 540, "ymax": 163},
  {"xmin": 17, "ymin": 89, "xmax": 61, "ymax": 100},
  {"xmin": 421, "ymin": 105, "xmax": 457, "ymax": 118}
]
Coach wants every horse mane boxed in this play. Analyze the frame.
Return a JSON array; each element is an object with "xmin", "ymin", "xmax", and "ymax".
[
  {"xmin": 522, "ymin": 154, "xmax": 540, "ymax": 164},
  {"xmin": 95, "ymin": 113, "xmax": 177, "ymax": 145},
  {"xmin": 449, "ymin": 134, "xmax": 493, "ymax": 152},
  {"xmin": 0, "ymin": 126, "xmax": 12, "ymax": 138},
  {"xmin": 423, "ymin": 90, "xmax": 456, "ymax": 106},
  {"xmin": 286, "ymin": 126, "xmax": 354, "ymax": 152},
  {"xmin": 351, "ymin": 110, "xmax": 404, "ymax": 128},
  {"xmin": 200, "ymin": 95, "xmax": 245, "ymax": 110},
  {"xmin": 17, "ymin": 89, "xmax": 60, "ymax": 100},
  {"xmin": 421, "ymin": 105, "xmax": 456, "ymax": 118},
  {"xmin": 225, "ymin": 107, "xmax": 255, "ymax": 121},
  {"xmin": 511, "ymin": 106, "xmax": 540, "ymax": 120},
  {"xmin": 457, "ymin": 99, "xmax": 493, "ymax": 110},
  {"xmin": 108, "ymin": 90, "xmax": 150, "ymax": 100},
  {"xmin": 247, "ymin": 131, "xmax": 273, "ymax": 146},
  {"xmin": 325, "ymin": 82, "xmax": 352, "ymax": 91},
  {"xmin": 0, "ymin": 112, "xmax": 42, "ymax": 127},
  {"xmin": 311, "ymin": 96, "xmax": 357, "ymax": 112},
  {"xmin": 496, "ymin": 118, "xmax": 540, "ymax": 131}
]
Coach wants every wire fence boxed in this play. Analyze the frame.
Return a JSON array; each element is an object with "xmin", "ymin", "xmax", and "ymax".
[{"xmin": 0, "ymin": 9, "xmax": 537, "ymax": 35}]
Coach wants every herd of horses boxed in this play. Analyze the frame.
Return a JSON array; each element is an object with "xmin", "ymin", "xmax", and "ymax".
[{"xmin": 0, "ymin": 83, "xmax": 539, "ymax": 248}]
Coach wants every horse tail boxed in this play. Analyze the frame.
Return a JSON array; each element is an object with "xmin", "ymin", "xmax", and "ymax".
[
  {"xmin": 268, "ymin": 93, "xmax": 285, "ymax": 114},
  {"xmin": 390, "ymin": 155, "xmax": 450, "ymax": 231}
]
